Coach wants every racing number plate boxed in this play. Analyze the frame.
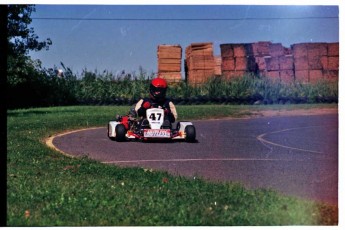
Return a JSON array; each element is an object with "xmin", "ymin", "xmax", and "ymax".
[{"xmin": 144, "ymin": 129, "xmax": 171, "ymax": 138}]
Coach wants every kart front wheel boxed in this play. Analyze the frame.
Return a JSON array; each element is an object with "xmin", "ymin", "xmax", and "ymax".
[
  {"xmin": 115, "ymin": 124, "xmax": 126, "ymax": 142},
  {"xmin": 185, "ymin": 125, "xmax": 196, "ymax": 142}
]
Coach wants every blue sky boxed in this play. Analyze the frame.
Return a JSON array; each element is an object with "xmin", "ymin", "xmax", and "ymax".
[{"xmin": 28, "ymin": 4, "xmax": 339, "ymax": 76}]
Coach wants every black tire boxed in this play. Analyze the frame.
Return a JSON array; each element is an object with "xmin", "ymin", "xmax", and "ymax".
[
  {"xmin": 185, "ymin": 125, "xmax": 196, "ymax": 142},
  {"xmin": 115, "ymin": 124, "xmax": 127, "ymax": 142}
]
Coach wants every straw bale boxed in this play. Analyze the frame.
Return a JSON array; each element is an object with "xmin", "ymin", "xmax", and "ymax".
[
  {"xmin": 187, "ymin": 69, "xmax": 215, "ymax": 85},
  {"xmin": 320, "ymin": 56, "xmax": 328, "ymax": 70},
  {"xmin": 157, "ymin": 45, "xmax": 182, "ymax": 59},
  {"xmin": 158, "ymin": 72, "xmax": 182, "ymax": 83},
  {"xmin": 255, "ymin": 56, "xmax": 267, "ymax": 71},
  {"xmin": 279, "ymin": 55, "xmax": 293, "ymax": 70},
  {"xmin": 292, "ymin": 43, "xmax": 308, "ymax": 58},
  {"xmin": 328, "ymin": 43, "xmax": 339, "ymax": 56},
  {"xmin": 186, "ymin": 43, "xmax": 213, "ymax": 56},
  {"xmin": 221, "ymin": 57, "xmax": 235, "ymax": 71},
  {"xmin": 265, "ymin": 71, "xmax": 280, "ymax": 80},
  {"xmin": 157, "ymin": 51, "xmax": 181, "ymax": 59},
  {"xmin": 220, "ymin": 44, "xmax": 234, "ymax": 57},
  {"xmin": 158, "ymin": 59, "xmax": 181, "ymax": 64},
  {"xmin": 294, "ymin": 70, "xmax": 309, "ymax": 83},
  {"xmin": 235, "ymin": 57, "xmax": 247, "ymax": 70},
  {"xmin": 222, "ymin": 71, "xmax": 246, "ymax": 80},
  {"xmin": 307, "ymin": 43, "xmax": 327, "ymax": 57},
  {"xmin": 280, "ymin": 70, "xmax": 294, "ymax": 83},
  {"xmin": 265, "ymin": 57, "xmax": 280, "ymax": 71},
  {"xmin": 294, "ymin": 56, "xmax": 309, "ymax": 70},
  {"xmin": 323, "ymin": 70, "xmax": 338, "ymax": 82},
  {"xmin": 158, "ymin": 63, "xmax": 181, "ymax": 72},
  {"xmin": 309, "ymin": 70, "xmax": 324, "ymax": 83},
  {"xmin": 235, "ymin": 57, "xmax": 257, "ymax": 71},
  {"xmin": 214, "ymin": 56, "xmax": 222, "ymax": 75},
  {"xmin": 233, "ymin": 44, "xmax": 250, "ymax": 57},
  {"xmin": 189, "ymin": 55, "xmax": 215, "ymax": 70},
  {"xmin": 252, "ymin": 41, "xmax": 271, "ymax": 56},
  {"xmin": 158, "ymin": 45, "xmax": 182, "ymax": 51},
  {"xmin": 308, "ymin": 56, "xmax": 323, "ymax": 70},
  {"xmin": 327, "ymin": 56, "xmax": 339, "ymax": 70},
  {"xmin": 269, "ymin": 43, "xmax": 284, "ymax": 57}
]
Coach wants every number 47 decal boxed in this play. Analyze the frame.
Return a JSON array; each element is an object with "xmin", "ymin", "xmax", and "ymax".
[{"xmin": 149, "ymin": 112, "xmax": 162, "ymax": 121}]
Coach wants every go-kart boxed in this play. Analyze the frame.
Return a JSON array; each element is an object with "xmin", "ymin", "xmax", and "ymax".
[{"xmin": 108, "ymin": 107, "xmax": 196, "ymax": 142}]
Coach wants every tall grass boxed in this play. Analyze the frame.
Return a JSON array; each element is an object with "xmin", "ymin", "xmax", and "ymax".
[
  {"xmin": 169, "ymin": 74, "xmax": 338, "ymax": 104},
  {"xmin": 8, "ymin": 67, "xmax": 338, "ymax": 109}
]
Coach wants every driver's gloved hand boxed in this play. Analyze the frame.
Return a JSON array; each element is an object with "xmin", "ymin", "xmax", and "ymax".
[{"xmin": 142, "ymin": 101, "xmax": 151, "ymax": 109}]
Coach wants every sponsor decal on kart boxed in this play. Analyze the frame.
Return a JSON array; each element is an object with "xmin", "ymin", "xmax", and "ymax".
[{"xmin": 144, "ymin": 129, "xmax": 171, "ymax": 138}]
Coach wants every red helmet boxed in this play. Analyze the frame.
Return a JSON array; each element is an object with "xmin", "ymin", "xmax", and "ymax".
[{"xmin": 150, "ymin": 78, "xmax": 168, "ymax": 100}]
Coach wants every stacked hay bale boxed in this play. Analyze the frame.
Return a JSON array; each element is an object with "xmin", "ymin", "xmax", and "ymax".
[
  {"xmin": 220, "ymin": 43, "xmax": 258, "ymax": 79},
  {"xmin": 214, "ymin": 55, "xmax": 222, "ymax": 76},
  {"xmin": 157, "ymin": 45, "xmax": 182, "ymax": 83},
  {"xmin": 306, "ymin": 43, "xmax": 327, "ymax": 83},
  {"xmin": 252, "ymin": 41, "xmax": 271, "ymax": 74},
  {"xmin": 264, "ymin": 43, "xmax": 294, "ymax": 83},
  {"xmin": 185, "ymin": 43, "xmax": 215, "ymax": 85},
  {"xmin": 220, "ymin": 42, "xmax": 294, "ymax": 83},
  {"xmin": 156, "ymin": 42, "xmax": 338, "ymax": 86},
  {"xmin": 292, "ymin": 43, "xmax": 338, "ymax": 83},
  {"xmin": 291, "ymin": 44, "xmax": 308, "ymax": 83},
  {"xmin": 324, "ymin": 43, "xmax": 339, "ymax": 82}
]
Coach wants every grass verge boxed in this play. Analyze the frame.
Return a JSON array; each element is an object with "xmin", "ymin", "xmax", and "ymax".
[{"xmin": 7, "ymin": 104, "xmax": 338, "ymax": 226}]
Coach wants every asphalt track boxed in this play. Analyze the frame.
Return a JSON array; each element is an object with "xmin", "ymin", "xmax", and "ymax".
[{"xmin": 49, "ymin": 113, "xmax": 338, "ymax": 205}]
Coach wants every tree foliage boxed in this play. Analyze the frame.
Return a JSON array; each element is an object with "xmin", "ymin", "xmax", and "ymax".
[
  {"xmin": 7, "ymin": 5, "xmax": 58, "ymax": 108},
  {"xmin": 7, "ymin": 5, "xmax": 52, "ymax": 86},
  {"xmin": 7, "ymin": 5, "xmax": 52, "ymax": 56}
]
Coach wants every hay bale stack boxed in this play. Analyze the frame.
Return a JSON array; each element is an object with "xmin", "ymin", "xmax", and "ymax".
[
  {"xmin": 185, "ymin": 42, "xmax": 215, "ymax": 85},
  {"xmin": 292, "ymin": 42, "xmax": 338, "ymax": 83},
  {"xmin": 252, "ymin": 41, "xmax": 271, "ymax": 57},
  {"xmin": 263, "ymin": 43, "xmax": 294, "ymax": 83},
  {"xmin": 324, "ymin": 43, "xmax": 339, "ymax": 82},
  {"xmin": 220, "ymin": 42, "xmax": 295, "ymax": 83},
  {"xmin": 214, "ymin": 56, "xmax": 222, "ymax": 76},
  {"xmin": 220, "ymin": 43, "xmax": 254, "ymax": 79},
  {"xmin": 293, "ymin": 43, "xmax": 316, "ymax": 83},
  {"xmin": 157, "ymin": 45, "xmax": 182, "ymax": 83},
  {"xmin": 220, "ymin": 42, "xmax": 267, "ymax": 80}
]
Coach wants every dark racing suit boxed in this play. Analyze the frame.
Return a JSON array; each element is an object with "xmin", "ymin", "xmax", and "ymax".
[{"xmin": 134, "ymin": 97, "xmax": 177, "ymax": 123}]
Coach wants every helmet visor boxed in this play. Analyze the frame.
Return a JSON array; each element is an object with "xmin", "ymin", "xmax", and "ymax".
[{"xmin": 150, "ymin": 85, "xmax": 167, "ymax": 99}]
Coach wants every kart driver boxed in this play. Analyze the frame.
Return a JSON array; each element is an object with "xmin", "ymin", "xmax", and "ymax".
[{"xmin": 134, "ymin": 77, "xmax": 177, "ymax": 127}]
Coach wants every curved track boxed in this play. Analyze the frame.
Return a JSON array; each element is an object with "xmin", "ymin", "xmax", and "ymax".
[{"xmin": 48, "ymin": 114, "xmax": 338, "ymax": 205}]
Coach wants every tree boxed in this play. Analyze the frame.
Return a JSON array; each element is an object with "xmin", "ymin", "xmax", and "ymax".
[
  {"xmin": 7, "ymin": 5, "xmax": 52, "ymax": 56},
  {"xmin": 7, "ymin": 5, "xmax": 52, "ymax": 85},
  {"xmin": 7, "ymin": 5, "xmax": 54, "ymax": 108}
]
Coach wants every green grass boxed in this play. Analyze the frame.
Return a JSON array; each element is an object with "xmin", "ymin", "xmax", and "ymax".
[{"xmin": 7, "ymin": 105, "xmax": 338, "ymax": 226}]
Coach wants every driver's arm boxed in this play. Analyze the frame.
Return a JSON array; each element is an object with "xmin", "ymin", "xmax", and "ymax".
[
  {"xmin": 169, "ymin": 101, "xmax": 178, "ymax": 121},
  {"xmin": 135, "ymin": 99, "xmax": 145, "ymax": 117}
]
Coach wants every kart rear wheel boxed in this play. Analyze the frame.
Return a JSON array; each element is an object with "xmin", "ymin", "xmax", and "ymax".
[
  {"xmin": 115, "ymin": 124, "xmax": 127, "ymax": 142},
  {"xmin": 185, "ymin": 125, "xmax": 196, "ymax": 142}
]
